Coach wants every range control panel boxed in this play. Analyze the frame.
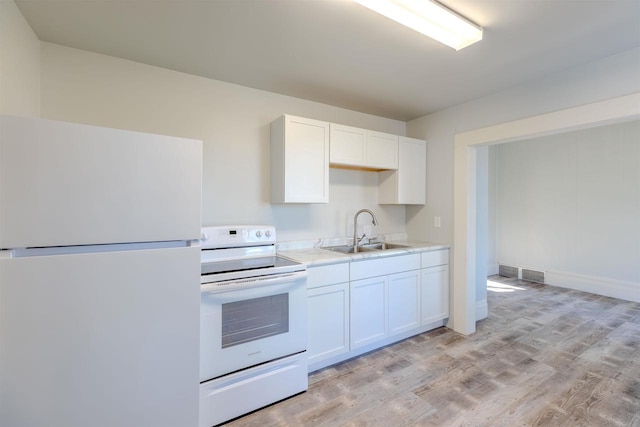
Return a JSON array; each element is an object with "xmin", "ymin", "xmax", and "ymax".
[{"xmin": 200, "ymin": 225, "xmax": 276, "ymax": 249}]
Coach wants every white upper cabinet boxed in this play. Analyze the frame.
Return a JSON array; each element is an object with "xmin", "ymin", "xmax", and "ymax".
[
  {"xmin": 366, "ymin": 130, "xmax": 398, "ymax": 170},
  {"xmin": 378, "ymin": 136, "xmax": 426, "ymax": 205},
  {"xmin": 330, "ymin": 124, "xmax": 398, "ymax": 170},
  {"xmin": 270, "ymin": 114, "xmax": 422, "ymax": 204},
  {"xmin": 270, "ymin": 114, "xmax": 330, "ymax": 203},
  {"xmin": 329, "ymin": 124, "xmax": 366, "ymax": 166}
]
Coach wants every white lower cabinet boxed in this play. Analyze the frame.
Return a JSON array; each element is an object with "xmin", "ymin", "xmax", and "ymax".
[
  {"xmin": 306, "ymin": 250, "xmax": 449, "ymax": 373},
  {"xmin": 350, "ymin": 276, "xmax": 387, "ymax": 349},
  {"xmin": 388, "ymin": 270, "xmax": 421, "ymax": 335},
  {"xmin": 421, "ymin": 249, "xmax": 450, "ymax": 325},
  {"xmin": 351, "ymin": 269, "xmax": 421, "ymax": 350},
  {"xmin": 307, "ymin": 263, "xmax": 350, "ymax": 370},
  {"xmin": 350, "ymin": 254, "xmax": 421, "ymax": 350},
  {"xmin": 421, "ymin": 265, "xmax": 449, "ymax": 324},
  {"xmin": 308, "ymin": 283, "xmax": 349, "ymax": 364}
]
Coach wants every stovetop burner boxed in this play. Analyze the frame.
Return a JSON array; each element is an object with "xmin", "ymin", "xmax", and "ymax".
[
  {"xmin": 199, "ymin": 225, "xmax": 305, "ymax": 286},
  {"xmin": 201, "ymin": 255, "xmax": 301, "ymax": 276}
]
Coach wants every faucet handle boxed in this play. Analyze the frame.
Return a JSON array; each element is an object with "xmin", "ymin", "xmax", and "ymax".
[{"xmin": 356, "ymin": 233, "xmax": 367, "ymax": 245}]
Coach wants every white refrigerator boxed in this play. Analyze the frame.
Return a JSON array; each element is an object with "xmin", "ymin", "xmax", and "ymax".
[{"xmin": 0, "ymin": 115, "xmax": 202, "ymax": 427}]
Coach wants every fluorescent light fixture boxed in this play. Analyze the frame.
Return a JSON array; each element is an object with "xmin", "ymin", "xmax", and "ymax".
[{"xmin": 354, "ymin": 0, "xmax": 483, "ymax": 50}]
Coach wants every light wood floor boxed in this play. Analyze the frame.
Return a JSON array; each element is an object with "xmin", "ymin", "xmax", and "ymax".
[{"xmin": 225, "ymin": 276, "xmax": 640, "ymax": 426}]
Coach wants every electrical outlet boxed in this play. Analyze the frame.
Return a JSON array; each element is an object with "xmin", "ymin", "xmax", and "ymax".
[
  {"xmin": 434, "ymin": 216, "xmax": 441, "ymax": 228},
  {"xmin": 363, "ymin": 225, "xmax": 372, "ymax": 236}
]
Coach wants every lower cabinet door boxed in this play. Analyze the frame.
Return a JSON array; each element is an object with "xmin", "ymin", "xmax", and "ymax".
[
  {"xmin": 308, "ymin": 282, "xmax": 349, "ymax": 364},
  {"xmin": 350, "ymin": 276, "xmax": 387, "ymax": 349},
  {"xmin": 421, "ymin": 265, "xmax": 449, "ymax": 324},
  {"xmin": 388, "ymin": 270, "xmax": 421, "ymax": 336}
]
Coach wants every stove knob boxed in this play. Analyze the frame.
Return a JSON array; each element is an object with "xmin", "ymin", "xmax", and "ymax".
[
  {"xmin": 265, "ymin": 230, "xmax": 272, "ymax": 238},
  {"xmin": 256, "ymin": 230, "xmax": 262, "ymax": 238}
]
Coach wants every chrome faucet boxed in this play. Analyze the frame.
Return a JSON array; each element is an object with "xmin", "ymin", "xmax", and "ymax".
[{"xmin": 353, "ymin": 209, "xmax": 378, "ymax": 252}]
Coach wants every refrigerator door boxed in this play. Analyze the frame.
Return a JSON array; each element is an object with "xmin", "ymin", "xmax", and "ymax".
[
  {"xmin": 0, "ymin": 246, "xmax": 200, "ymax": 427},
  {"xmin": 0, "ymin": 115, "xmax": 202, "ymax": 248}
]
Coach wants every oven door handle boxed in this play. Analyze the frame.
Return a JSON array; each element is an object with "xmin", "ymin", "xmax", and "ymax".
[{"xmin": 200, "ymin": 270, "xmax": 308, "ymax": 294}]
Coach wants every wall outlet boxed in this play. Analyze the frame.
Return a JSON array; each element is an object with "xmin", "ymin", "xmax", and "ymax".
[
  {"xmin": 434, "ymin": 216, "xmax": 441, "ymax": 228},
  {"xmin": 363, "ymin": 225, "xmax": 373, "ymax": 236}
]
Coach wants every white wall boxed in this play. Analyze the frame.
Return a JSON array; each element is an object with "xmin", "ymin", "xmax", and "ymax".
[
  {"xmin": 407, "ymin": 47, "xmax": 640, "ymax": 246},
  {"xmin": 495, "ymin": 120, "xmax": 639, "ymax": 295},
  {"xmin": 407, "ymin": 47, "xmax": 640, "ymax": 315},
  {"xmin": 40, "ymin": 43, "xmax": 407, "ymax": 242},
  {"xmin": 405, "ymin": 108, "xmax": 455, "ymax": 245},
  {"xmin": 0, "ymin": 0, "xmax": 40, "ymax": 116}
]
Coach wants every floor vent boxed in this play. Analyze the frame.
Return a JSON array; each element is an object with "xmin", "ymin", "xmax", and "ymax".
[
  {"xmin": 522, "ymin": 269, "xmax": 545, "ymax": 283},
  {"xmin": 498, "ymin": 265, "xmax": 518, "ymax": 278}
]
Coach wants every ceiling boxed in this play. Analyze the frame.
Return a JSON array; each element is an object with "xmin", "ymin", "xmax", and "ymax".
[{"xmin": 16, "ymin": 0, "xmax": 640, "ymax": 121}]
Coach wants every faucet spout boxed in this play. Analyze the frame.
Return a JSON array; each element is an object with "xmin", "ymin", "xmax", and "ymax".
[{"xmin": 353, "ymin": 209, "xmax": 379, "ymax": 252}]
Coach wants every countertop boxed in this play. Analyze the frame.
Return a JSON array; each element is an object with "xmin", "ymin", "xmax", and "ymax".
[{"xmin": 278, "ymin": 240, "xmax": 449, "ymax": 267}]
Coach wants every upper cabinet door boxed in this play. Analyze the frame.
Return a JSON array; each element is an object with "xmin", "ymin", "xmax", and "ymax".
[
  {"xmin": 366, "ymin": 130, "xmax": 398, "ymax": 170},
  {"xmin": 329, "ymin": 124, "xmax": 366, "ymax": 167},
  {"xmin": 270, "ymin": 114, "xmax": 330, "ymax": 203},
  {"xmin": 329, "ymin": 125, "xmax": 398, "ymax": 170},
  {"xmin": 378, "ymin": 136, "xmax": 426, "ymax": 205}
]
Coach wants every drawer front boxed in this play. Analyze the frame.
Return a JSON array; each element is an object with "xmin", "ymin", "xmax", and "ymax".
[
  {"xmin": 199, "ymin": 353, "xmax": 307, "ymax": 427},
  {"xmin": 350, "ymin": 254, "xmax": 420, "ymax": 281},
  {"xmin": 307, "ymin": 262, "xmax": 349, "ymax": 289},
  {"xmin": 421, "ymin": 249, "xmax": 449, "ymax": 268}
]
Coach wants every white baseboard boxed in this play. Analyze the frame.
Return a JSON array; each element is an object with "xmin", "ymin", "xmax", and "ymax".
[
  {"xmin": 546, "ymin": 270, "xmax": 640, "ymax": 303},
  {"xmin": 476, "ymin": 299, "xmax": 488, "ymax": 321}
]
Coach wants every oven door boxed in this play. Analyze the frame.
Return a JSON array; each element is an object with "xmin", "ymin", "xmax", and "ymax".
[{"xmin": 200, "ymin": 270, "xmax": 307, "ymax": 382}]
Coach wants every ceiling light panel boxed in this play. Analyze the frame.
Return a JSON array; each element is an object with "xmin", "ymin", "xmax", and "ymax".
[{"xmin": 355, "ymin": 0, "xmax": 483, "ymax": 50}]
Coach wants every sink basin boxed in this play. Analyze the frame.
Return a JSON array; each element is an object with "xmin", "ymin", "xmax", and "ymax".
[
  {"xmin": 324, "ymin": 242, "xmax": 409, "ymax": 254},
  {"xmin": 324, "ymin": 245, "xmax": 378, "ymax": 254},
  {"xmin": 324, "ymin": 245, "xmax": 355, "ymax": 254},
  {"xmin": 363, "ymin": 242, "xmax": 410, "ymax": 251}
]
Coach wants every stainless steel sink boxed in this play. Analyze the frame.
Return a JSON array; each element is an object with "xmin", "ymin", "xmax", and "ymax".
[
  {"xmin": 324, "ymin": 245, "xmax": 378, "ymax": 254},
  {"xmin": 362, "ymin": 242, "xmax": 410, "ymax": 251},
  {"xmin": 323, "ymin": 245, "xmax": 354, "ymax": 254},
  {"xmin": 324, "ymin": 242, "xmax": 409, "ymax": 254}
]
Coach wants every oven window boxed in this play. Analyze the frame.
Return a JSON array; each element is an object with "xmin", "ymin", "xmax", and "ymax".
[{"xmin": 221, "ymin": 293, "xmax": 289, "ymax": 348}]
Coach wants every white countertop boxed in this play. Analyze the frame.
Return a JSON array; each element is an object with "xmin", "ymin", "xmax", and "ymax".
[{"xmin": 278, "ymin": 240, "xmax": 449, "ymax": 267}]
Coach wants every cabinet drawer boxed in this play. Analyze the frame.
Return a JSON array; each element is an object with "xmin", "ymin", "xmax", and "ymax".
[
  {"xmin": 350, "ymin": 254, "xmax": 420, "ymax": 281},
  {"xmin": 421, "ymin": 250, "xmax": 449, "ymax": 268},
  {"xmin": 307, "ymin": 263, "xmax": 349, "ymax": 289}
]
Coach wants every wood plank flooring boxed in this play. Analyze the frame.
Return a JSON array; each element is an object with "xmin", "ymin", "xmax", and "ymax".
[{"xmin": 225, "ymin": 276, "xmax": 640, "ymax": 426}]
